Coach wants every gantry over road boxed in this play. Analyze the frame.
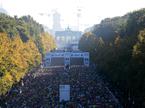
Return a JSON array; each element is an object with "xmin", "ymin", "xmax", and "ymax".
[{"xmin": 42, "ymin": 51, "xmax": 89, "ymax": 67}]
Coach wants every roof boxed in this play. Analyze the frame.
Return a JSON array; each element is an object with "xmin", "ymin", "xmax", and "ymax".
[{"xmin": 55, "ymin": 30, "xmax": 82, "ymax": 37}]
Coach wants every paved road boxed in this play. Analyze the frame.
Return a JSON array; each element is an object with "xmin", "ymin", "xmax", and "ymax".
[{"xmin": 5, "ymin": 66, "xmax": 122, "ymax": 108}]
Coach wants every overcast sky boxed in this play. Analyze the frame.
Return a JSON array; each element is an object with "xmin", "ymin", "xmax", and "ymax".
[{"xmin": 1, "ymin": 0, "xmax": 145, "ymax": 31}]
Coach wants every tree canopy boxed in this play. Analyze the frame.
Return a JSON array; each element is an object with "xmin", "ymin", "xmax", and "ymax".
[
  {"xmin": 79, "ymin": 8, "xmax": 145, "ymax": 107},
  {"xmin": 0, "ymin": 14, "xmax": 56, "ymax": 96}
]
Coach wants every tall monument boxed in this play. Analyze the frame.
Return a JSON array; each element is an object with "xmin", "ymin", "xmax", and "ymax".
[{"xmin": 52, "ymin": 11, "xmax": 61, "ymax": 32}]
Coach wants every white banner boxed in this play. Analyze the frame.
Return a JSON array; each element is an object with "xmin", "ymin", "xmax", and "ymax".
[{"xmin": 59, "ymin": 85, "xmax": 70, "ymax": 102}]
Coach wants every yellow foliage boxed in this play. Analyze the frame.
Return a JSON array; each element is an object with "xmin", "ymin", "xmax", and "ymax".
[
  {"xmin": 41, "ymin": 33, "xmax": 56, "ymax": 53},
  {"xmin": 0, "ymin": 32, "xmax": 55, "ymax": 96},
  {"xmin": 0, "ymin": 72, "xmax": 13, "ymax": 95},
  {"xmin": 24, "ymin": 39, "xmax": 41, "ymax": 65},
  {"xmin": 0, "ymin": 33, "xmax": 42, "ymax": 96}
]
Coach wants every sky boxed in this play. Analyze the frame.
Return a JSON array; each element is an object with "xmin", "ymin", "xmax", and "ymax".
[{"xmin": 1, "ymin": 0, "xmax": 145, "ymax": 31}]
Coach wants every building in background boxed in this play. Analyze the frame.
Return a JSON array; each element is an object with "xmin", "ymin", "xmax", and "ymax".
[
  {"xmin": 55, "ymin": 27, "xmax": 82, "ymax": 50},
  {"xmin": 52, "ymin": 11, "xmax": 62, "ymax": 33}
]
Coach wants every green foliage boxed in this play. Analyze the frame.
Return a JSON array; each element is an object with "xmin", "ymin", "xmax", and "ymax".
[
  {"xmin": 92, "ymin": 15, "xmax": 128, "ymax": 42},
  {"xmin": 0, "ymin": 13, "xmax": 44, "ymax": 42},
  {"xmin": 79, "ymin": 8, "xmax": 145, "ymax": 107},
  {"xmin": 133, "ymin": 29, "xmax": 145, "ymax": 60},
  {"xmin": 126, "ymin": 8, "xmax": 145, "ymax": 37},
  {"xmin": 0, "ymin": 13, "xmax": 18, "ymax": 37},
  {"xmin": 0, "ymin": 14, "xmax": 56, "ymax": 96},
  {"xmin": 0, "ymin": 33, "xmax": 41, "ymax": 95}
]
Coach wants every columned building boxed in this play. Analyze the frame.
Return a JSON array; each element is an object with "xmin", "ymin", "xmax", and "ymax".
[{"xmin": 55, "ymin": 27, "xmax": 82, "ymax": 50}]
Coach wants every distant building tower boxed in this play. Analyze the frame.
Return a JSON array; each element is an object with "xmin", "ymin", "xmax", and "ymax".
[
  {"xmin": 77, "ymin": 8, "xmax": 81, "ymax": 31},
  {"xmin": 53, "ymin": 11, "xmax": 61, "ymax": 32}
]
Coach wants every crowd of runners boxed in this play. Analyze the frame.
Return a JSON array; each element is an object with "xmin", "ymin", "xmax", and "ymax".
[{"xmin": 1, "ymin": 65, "xmax": 121, "ymax": 108}]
